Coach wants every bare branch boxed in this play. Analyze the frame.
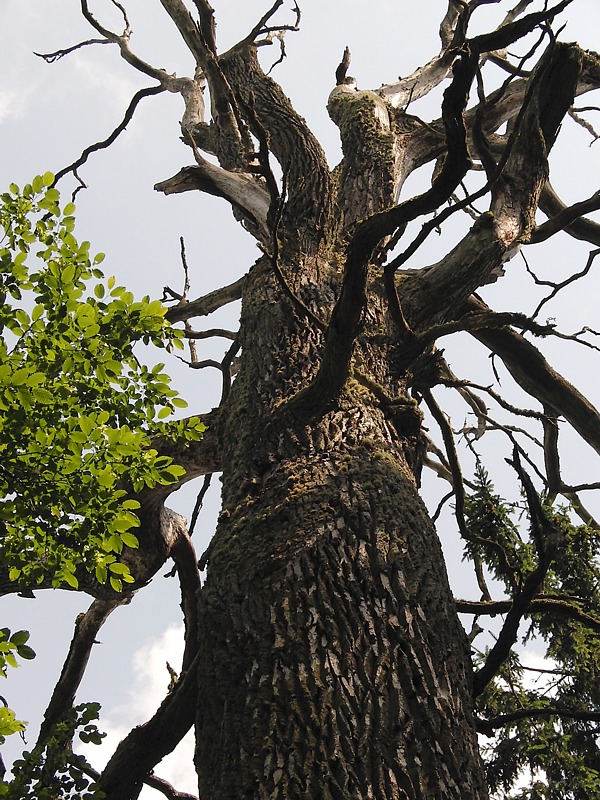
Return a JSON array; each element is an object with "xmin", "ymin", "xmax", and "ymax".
[
  {"xmin": 569, "ymin": 105, "xmax": 600, "ymax": 142},
  {"xmin": 538, "ymin": 180, "xmax": 600, "ymax": 247},
  {"xmin": 189, "ymin": 474, "xmax": 212, "ymax": 537},
  {"xmin": 54, "ymin": 86, "xmax": 165, "ymax": 185},
  {"xmin": 455, "ymin": 595, "xmax": 600, "ymax": 633},
  {"xmin": 154, "ymin": 163, "xmax": 270, "ymax": 243},
  {"xmin": 466, "ymin": 295, "xmax": 600, "ymax": 457},
  {"xmin": 183, "ymin": 328, "xmax": 237, "ymax": 340},
  {"xmin": 34, "ymin": 38, "xmax": 110, "ymax": 63},
  {"xmin": 335, "ymin": 46, "xmax": 351, "ymax": 86},
  {"xmin": 529, "ymin": 193, "xmax": 600, "ymax": 245},
  {"xmin": 165, "ymin": 276, "xmax": 245, "ymax": 324},
  {"xmin": 97, "ymin": 652, "xmax": 200, "ymax": 799},
  {"xmin": 81, "ymin": 0, "xmax": 173, "ymax": 82}
]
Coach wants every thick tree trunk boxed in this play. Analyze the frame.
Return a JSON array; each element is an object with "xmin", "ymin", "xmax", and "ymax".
[{"xmin": 195, "ymin": 260, "xmax": 488, "ymax": 799}]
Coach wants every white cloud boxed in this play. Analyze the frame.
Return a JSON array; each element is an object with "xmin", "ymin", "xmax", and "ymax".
[
  {"xmin": 80, "ymin": 624, "xmax": 198, "ymax": 798},
  {"xmin": 0, "ymin": 85, "xmax": 35, "ymax": 124}
]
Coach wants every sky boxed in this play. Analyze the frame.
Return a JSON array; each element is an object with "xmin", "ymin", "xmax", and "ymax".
[{"xmin": 1, "ymin": 1, "xmax": 599, "ymax": 796}]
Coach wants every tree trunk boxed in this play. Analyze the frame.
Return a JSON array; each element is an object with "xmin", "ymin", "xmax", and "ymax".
[{"xmin": 195, "ymin": 259, "xmax": 488, "ymax": 799}]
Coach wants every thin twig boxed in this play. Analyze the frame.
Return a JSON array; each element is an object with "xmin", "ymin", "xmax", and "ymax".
[{"xmin": 34, "ymin": 39, "xmax": 110, "ymax": 62}]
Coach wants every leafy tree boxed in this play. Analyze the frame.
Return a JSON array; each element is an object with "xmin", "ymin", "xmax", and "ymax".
[
  {"xmin": 0, "ymin": 176, "xmax": 204, "ymax": 791},
  {"xmin": 2, "ymin": 2, "xmax": 600, "ymax": 799}
]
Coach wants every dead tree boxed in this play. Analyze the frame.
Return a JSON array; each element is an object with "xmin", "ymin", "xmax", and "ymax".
[{"xmin": 6, "ymin": 1, "xmax": 600, "ymax": 798}]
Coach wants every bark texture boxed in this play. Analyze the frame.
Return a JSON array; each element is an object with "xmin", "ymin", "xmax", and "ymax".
[{"xmin": 196, "ymin": 261, "xmax": 486, "ymax": 799}]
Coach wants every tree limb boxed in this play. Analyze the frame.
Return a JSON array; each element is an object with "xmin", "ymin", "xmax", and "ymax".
[
  {"xmin": 165, "ymin": 276, "xmax": 245, "ymax": 323},
  {"xmin": 465, "ymin": 295, "xmax": 600, "ymax": 458},
  {"xmin": 97, "ymin": 652, "xmax": 200, "ymax": 800},
  {"xmin": 456, "ymin": 596, "xmax": 600, "ymax": 633},
  {"xmin": 155, "ymin": 164, "xmax": 270, "ymax": 243}
]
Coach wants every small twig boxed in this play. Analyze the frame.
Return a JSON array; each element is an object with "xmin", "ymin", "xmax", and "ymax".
[
  {"xmin": 431, "ymin": 489, "xmax": 454, "ymax": 523},
  {"xmin": 569, "ymin": 106, "xmax": 600, "ymax": 143},
  {"xmin": 441, "ymin": 378, "xmax": 545, "ymax": 420},
  {"xmin": 184, "ymin": 359, "xmax": 222, "ymax": 371},
  {"xmin": 247, "ymin": 0, "xmax": 301, "ymax": 44},
  {"xmin": 34, "ymin": 38, "xmax": 110, "ymax": 63},
  {"xmin": 530, "ymin": 247, "xmax": 600, "ymax": 319}
]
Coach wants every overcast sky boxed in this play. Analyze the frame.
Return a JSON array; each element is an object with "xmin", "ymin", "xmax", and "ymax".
[{"xmin": 1, "ymin": 1, "xmax": 600, "ymax": 795}]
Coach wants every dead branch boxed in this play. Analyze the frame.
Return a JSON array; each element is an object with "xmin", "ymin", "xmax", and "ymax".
[
  {"xmin": 154, "ymin": 164, "xmax": 270, "ymax": 243},
  {"xmin": 34, "ymin": 38, "xmax": 110, "ymax": 62},
  {"xmin": 165, "ymin": 275, "xmax": 245, "ymax": 324},
  {"xmin": 529, "ymin": 193, "xmax": 600, "ymax": 244},
  {"xmin": 538, "ymin": 181, "xmax": 600, "ymax": 247},
  {"xmin": 569, "ymin": 106, "xmax": 600, "ymax": 142},
  {"xmin": 246, "ymin": 0, "xmax": 301, "ymax": 45},
  {"xmin": 96, "ymin": 652, "xmax": 200, "ymax": 800},
  {"xmin": 189, "ymin": 474, "xmax": 212, "ymax": 537},
  {"xmin": 183, "ymin": 328, "xmax": 237, "ymax": 340},
  {"xmin": 466, "ymin": 294, "xmax": 600, "ymax": 458},
  {"xmin": 54, "ymin": 86, "xmax": 166, "ymax": 185},
  {"xmin": 441, "ymin": 378, "xmax": 545, "ymax": 420},
  {"xmin": 81, "ymin": 0, "xmax": 173, "ymax": 82}
]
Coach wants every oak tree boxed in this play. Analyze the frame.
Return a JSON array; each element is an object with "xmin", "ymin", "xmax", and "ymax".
[{"xmin": 3, "ymin": 1, "xmax": 600, "ymax": 798}]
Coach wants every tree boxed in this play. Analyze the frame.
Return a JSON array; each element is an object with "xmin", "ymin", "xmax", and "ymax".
[{"xmin": 2, "ymin": 1, "xmax": 600, "ymax": 798}]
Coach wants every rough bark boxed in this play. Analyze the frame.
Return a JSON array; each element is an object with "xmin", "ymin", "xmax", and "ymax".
[{"xmin": 195, "ymin": 260, "xmax": 487, "ymax": 799}]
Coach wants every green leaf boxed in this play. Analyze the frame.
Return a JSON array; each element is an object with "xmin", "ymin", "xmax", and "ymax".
[
  {"xmin": 120, "ymin": 532, "xmax": 139, "ymax": 549},
  {"xmin": 16, "ymin": 644, "xmax": 36, "ymax": 660},
  {"xmin": 108, "ymin": 562, "xmax": 130, "ymax": 575},
  {"xmin": 61, "ymin": 571, "xmax": 79, "ymax": 589},
  {"xmin": 31, "ymin": 387, "xmax": 54, "ymax": 404},
  {"xmin": 10, "ymin": 631, "xmax": 29, "ymax": 647}
]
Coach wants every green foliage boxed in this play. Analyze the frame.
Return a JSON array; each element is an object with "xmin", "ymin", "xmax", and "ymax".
[
  {"xmin": 463, "ymin": 462, "xmax": 534, "ymax": 588},
  {"xmin": 0, "ymin": 629, "xmax": 33, "ymax": 746},
  {"xmin": 2, "ymin": 703, "xmax": 106, "ymax": 799},
  {"xmin": 0, "ymin": 175, "xmax": 205, "ymax": 590},
  {"xmin": 0, "ymin": 628, "xmax": 35, "ymax": 679},
  {"xmin": 0, "ymin": 175, "xmax": 205, "ymax": 753},
  {"xmin": 465, "ymin": 469, "xmax": 600, "ymax": 799}
]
